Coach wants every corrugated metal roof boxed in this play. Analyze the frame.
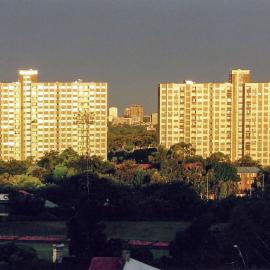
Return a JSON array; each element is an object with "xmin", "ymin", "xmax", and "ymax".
[{"xmin": 237, "ymin": 167, "xmax": 261, "ymax": 174}]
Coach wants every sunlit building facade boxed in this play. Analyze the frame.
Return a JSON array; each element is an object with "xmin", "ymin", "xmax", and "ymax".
[
  {"xmin": 158, "ymin": 69, "xmax": 270, "ymax": 165},
  {"xmin": 243, "ymin": 82, "xmax": 270, "ymax": 165},
  {"xmin": 151, "ymin": 113, "xmax": 158, "ymax": 126},
  {"xmin": 108, "ymin": 107, "xmax": 118, "ymax": 122},
  {"xmin": 124, "ymin": 104, "xmax": 144, "ymax": 123},
  {"xmin": 0, "ymin": 70, "xmax": 107, "ymax": 160}
]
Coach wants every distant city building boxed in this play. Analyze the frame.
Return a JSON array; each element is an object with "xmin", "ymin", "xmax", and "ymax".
[
  {"xmin": 112, "ymin": 117, "xmax": 133, "ymax": 126},
  {"xmin": 143, "ymin": 113, "xmax": 158, "ymax": 131},
  {"xmin": 143, "ymin": 115, "xmax": 151, "ymax": 123},
  {"xmin": 0, "ymin": 70, "xmax": 107, "ymax": 160},
  {"xmin": 151, "ymin": 113, "xmax": 158, "ymax": 126},
  {"xmin": 124, "ymin": 104, "xmax": 144, "ymax": 123},
  {"xmin": 158, "ymin": 69, "xmax": 270, "ymax": 165},
  {"xmin": 108, "ymin": 107, "xmax": 118, "ymax": 122}
]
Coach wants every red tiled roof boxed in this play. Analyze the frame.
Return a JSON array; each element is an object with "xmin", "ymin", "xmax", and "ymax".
[
  {"xmin": 183, "ymin": 162, "xmax": 202, "ymax": 170},
  {"xmin": 18, "ymin": 236, "xmax": 65, "ymax": 242},
  {"xmin": 152, "ymin": 242, "xmax": 170, "ymax": 248},
  {"xmin": 0, "ymin": 235, "xmax": 68, "ymax": 243},
  {"xmin": 137, "ymin": 164, "xmax": 152, "ymax": 170},
  {"xmin": 128, "ymin": 240, "xmax": 170, "ymax": 249},
  {"xmin": 88, "ymin": 257, "xmax": 122, "ymax": 270},
  {"xmin": 0, "ymin": 236, "xmax": 18, "ymax": 241},
  {"xmin": 128, "ymin": 240, "xmax": 153, "ymax": 246}
]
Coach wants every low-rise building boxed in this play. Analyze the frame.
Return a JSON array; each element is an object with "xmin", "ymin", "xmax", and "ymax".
[{"xmin": 237, "ymin": 167, "xmax": 261, "ymax": 194}]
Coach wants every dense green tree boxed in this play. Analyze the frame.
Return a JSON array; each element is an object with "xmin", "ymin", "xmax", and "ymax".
[
  {"xmin": 184, "ymin": 155, "xmax": 204, "ymax": 163},
  {"xmin": 59, "ymin": 147, "xmax": 80, "ymax": 166},
  {"xmin": 160, "ymin": 159, "xmax": 183, "ymax": 181},
  {"xmin": 183, "ymin": 167, "xmax": 205, "ymax": 198},
  {"xmin": 27, "ymin": 165, "xmax": 50, "ymax": 181},
  {"xmin": 148, "ymin": 145, "xmax": 168, "ymax": 169},
  {"xmin": 208, "ymin": 162, "xmax": 240, "ymax": 198},
  {"xmin": 212, "ymin": 162, "xmax": 240, "ymax": 182},
  {"xmin": 235, "ymin": 155, "xmax": 261, "ymax": 167},
  {"xmin": 108, "ymin": 124, "xmax": 157, "ymax": 152},
  {"xmin": 37, "ymin": 150, "xmax": 61, "ymax": 172},
  {"xmin": 115, "ymin": 160, "xmax": 138, "ymax": 183},
  {"xmin": 224, "ymin": 199, "xmax": 270, "ymax": 268},
  {"xmin": 170, "ymin": 213, "xmax": 218, "ymax": 268},
  {"xmin": 216, "ymin": 180, "xmax": 239, "ymax": 199},
  {"xmin": 87, "ymin": 156, "xmax": 115, "ymax": 175},
  {"xmin": 10, "ymin": 175, "xmax": 44, "ymax": 189},
  {"xmin": 133, "ymin": 169, "xmax": 151, "ymax": 186},
  {"xmin": 36, "ymin": 149, "xmax": 114, "ymax": 182},
  {"xmin": 68, "ymin": 199, "xmax": 108, "ymax": 261},
  {"xmin": 0, "ymin": 173, "xmax": 12, "ymax": 186},
  {"xmin": 131, "ymin": 247, "xmax": 154, "ymax": 265},
  {"xmin": 207, "ymin": 196, "xmax": 242, "ymax": 222},
  {"xmin": 0, "ymin": 243, "xmax": 52, "ymax": 270},
  {"xmin": 9, "ymin": 191, "xmax": 45, "ymax": 217},
  {"xmin": 53, "ymin": 164, "xmax": 69, "ymax": 181},
  {"xmin": 170, "ymin": 196, "xmax": 270, "ymax": 268},
  {"xmin": 149, "ymin": 146, "xmax": 183, "ymax": 181},
  {"xmin": 169, "ymin": 142, "xmax": 196, "ymax": 161},
  {"xmin": 205, "ymin": 152, "xmax": 230, "ymax": 165},
  {"xmin": 0, "ymin": 174, "xmax": 45, "ymax": 189},
  {"xmin": 137, "ymin": 182, "xmax": 203, "ymax": 220},
  {"xmin": 0, "ymin": 159, "xmax": 30, "ymax": 175}
]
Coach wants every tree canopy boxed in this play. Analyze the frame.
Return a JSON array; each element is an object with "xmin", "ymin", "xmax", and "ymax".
[{"xmin": 108, "ymin": 124, "xmax": 157, "ymax": 152}]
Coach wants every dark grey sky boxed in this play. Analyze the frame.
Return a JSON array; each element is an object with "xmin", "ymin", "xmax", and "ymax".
[{"xmin": 0, "ymin": 0, "xmax": 270, "ymax": 114}]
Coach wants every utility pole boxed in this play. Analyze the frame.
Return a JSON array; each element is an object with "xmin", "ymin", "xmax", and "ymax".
[
  {"xmin": 262, "ymin": 173, "xmax": 265, "ymax": 192},
  {"xmin": 206, "ymin": 172, "xmax": 209, "ymax": 201},
  {"xmin": 74, "ymin": 110, "xmax": 95, "ymax": 194},
  {"xmin": 262, "ymin": 173, "xmax": 265, "ymax": 198}
]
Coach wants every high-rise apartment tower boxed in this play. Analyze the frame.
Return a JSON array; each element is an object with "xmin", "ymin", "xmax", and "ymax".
[
  {"xmin": 0, "ymin": 70, "xmax": 107, "ymax": 160},
  {"xmin": 158, "ymin": 69, "xmax": 270, "ymax": 166}
]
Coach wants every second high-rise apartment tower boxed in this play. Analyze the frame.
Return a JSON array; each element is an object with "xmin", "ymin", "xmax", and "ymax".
[
  {"xmin": 159, "ymin": 69, "xmax": 270, "ymax": 166},
  {"xmin": 0, "ymin": 70, "xmax": 107, "ymax": 160}
]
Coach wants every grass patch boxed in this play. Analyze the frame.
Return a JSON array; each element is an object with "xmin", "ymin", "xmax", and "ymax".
[
  {"xmin": 105, "ymin": 221, "xmax": 190, "ymax": 242},
  {"xmin": 0, "ymin": 221, "xmax": 191, "ymax": 260},
  {"xmin": 20, "ymin": 243, "xmax": 69, "ymax": 260},
  {"xmin": 0, "ymin": 221, "xmax": 66, "ymax": 237},
  {"xmin": 0, "ymin": 242, "xmax": 69, "ymax": 261},
  {"xmin": 0, "ymin": 221, "xmax": 190, "ymax": 241}
]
